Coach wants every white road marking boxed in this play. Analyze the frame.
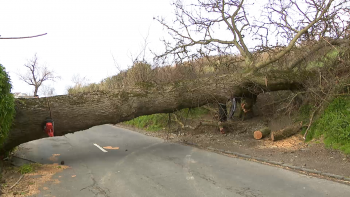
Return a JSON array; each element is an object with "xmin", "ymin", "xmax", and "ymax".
[{"xmin": 93, "ymin": 143, "xmax": 108, "ymax": 152}]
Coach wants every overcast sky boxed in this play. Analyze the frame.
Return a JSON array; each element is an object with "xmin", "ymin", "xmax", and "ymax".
[
  {"xmin": 2, "ymin": 0, "xmax": 325, "ymax": 96},
  {"xmin": 0, "ymin": 0, "xmax": 174, "ymax": 95}
]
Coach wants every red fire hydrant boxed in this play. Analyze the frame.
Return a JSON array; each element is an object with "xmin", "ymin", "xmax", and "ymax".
[{"xmin": 44, "ymin": 118, "xmax": 54, "ymax": 137}]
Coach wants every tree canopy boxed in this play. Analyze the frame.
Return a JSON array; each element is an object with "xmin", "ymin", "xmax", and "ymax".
[{"xmin": 155, "ymin": 0, "xmax": 349, "ymax": 70}]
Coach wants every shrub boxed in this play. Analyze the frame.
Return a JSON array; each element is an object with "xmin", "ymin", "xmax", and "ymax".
[{"xmin": 0, "ymin": 64, "xmax": 15, "ymax": 148}]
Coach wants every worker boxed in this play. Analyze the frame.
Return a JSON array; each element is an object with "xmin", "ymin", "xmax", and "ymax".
[
  {"xmin": 228, "ymin": 97, "xmax": 237, "ymax": 119},
  {"xmin": 238, "ymin": 98, "xmax": 254, "ymax": 120}
]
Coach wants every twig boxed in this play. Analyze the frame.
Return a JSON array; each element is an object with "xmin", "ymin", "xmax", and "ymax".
[
  {"xmin": 10, "ymin": 175, "xmax": 24, "ymax": 190},
  {"xmin": 309, "ymin": 89, "xmax": 329, "ymax": 103},
  {"xmin": 202, "ymin": 105, "xmax": 217, "ymax": 113},
  {"xmin": 277, "ymin": 92, "xmax": 302, "ymax": 112},
  {"xmin": 321, "ymin": 36, "xmax": 345, "ymax": 63},
  {"xmin": 0, "ymin": 33, "xmax": 47, "ymax": 39},
  {"xmin": 333, "ymin": 93, "xmax": 350, "ymax": 96},
  {"xmin": 303, "ymin": 105, "xmax": 321, "ymax": 140},
  {"xmin": 173, "ymin": 113, "xmax": 185, "ymax": 128},
  {"xmin": 172, "ymin": 114, "xmax": 195, "ymax": 129},
  {"xmin": 166, "ymin": 113, "xmax": 171, "ymax": 141},
  {"xmin": 184, "ymin": 108, "xmax": 191, "ymax": 126}
]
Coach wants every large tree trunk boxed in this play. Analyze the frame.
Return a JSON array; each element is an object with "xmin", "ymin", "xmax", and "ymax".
[
  {"xmin": 1, "ymin": 73, "xmax": 302, "ymax": 154},
  {"xmin": 34, "ymin": 86, "xmax": 39, "ymax": 96}
]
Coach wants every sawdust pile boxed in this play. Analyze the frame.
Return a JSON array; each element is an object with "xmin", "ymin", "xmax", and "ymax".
[
  {"xmin": 1, "ymin": 163, "xmax": 68, "ymax": 197},
  {"xmin": 103, "ymin": 146, "xmax": 119, "ymax": 150},
  {"xmin": 48, "ymin": 154, "xmax": 61, "ymax": 162},
  {"xmin": 258, "ymin": 134, "xmax": 307, "ymax": 151}
]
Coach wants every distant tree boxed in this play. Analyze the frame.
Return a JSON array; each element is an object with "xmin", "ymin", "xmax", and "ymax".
[
  {"xmin": 71, "ymin": 74, "xmax": 90, "ymax": 89},
  {"xmin": 39, "ymin": 85, "xmax": 56, "ymax": 97},
  {"xmin": 18, "ymin": 54, "xmax": 60, "ymax": 96}
]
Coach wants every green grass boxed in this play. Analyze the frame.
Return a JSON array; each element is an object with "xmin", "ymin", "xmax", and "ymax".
[
  {"xmin": 176, "ymin": 107, "xmax": 209, "ymax": 118},
  {"xmin": 124, "ymin": 107, "xmax": 209, "ymax": 131},
  {"xmin": 19, "ymin": 164, "xmax": 34, "ymax": 174},
  {"xmin": 125, "ymin": 113, "xmax": 168, "ymax": 131},
  {"xmin": 305, "ymin": 97, "xmax": 350, "ymax": 154}
]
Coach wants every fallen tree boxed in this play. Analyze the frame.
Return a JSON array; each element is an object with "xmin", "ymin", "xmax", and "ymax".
[
  {"xmin": 3, "ymin": 39, "xmax": 350, "ymax": 154},
  {"xmin": 2, "ymin": 0, "xmax": 349, "ymax": 154},
  {"xmin": 1, "ymin": 72, "xmax": 303, "ymax": 154}
]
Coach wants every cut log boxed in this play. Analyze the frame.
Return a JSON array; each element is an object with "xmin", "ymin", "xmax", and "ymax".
[
  {"xmin": 271, "ymin": 122, "xmax": 303, "ymax": 141},
  {"xmin": 253, "ymin": 127, "xmax": 271, "ymax": 140}
]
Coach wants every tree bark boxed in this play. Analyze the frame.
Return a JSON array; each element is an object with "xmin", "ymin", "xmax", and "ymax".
[
  {"xmin": 34, "ymin": 86, "xmax": 39, "ymax": 96},
  {"xmin": 1, "ymin": 73, "xmax": 303, "ymax": 154},
  {"xmin": 270, "ymin": 122, "xmax": 303, "ymax": 141}
]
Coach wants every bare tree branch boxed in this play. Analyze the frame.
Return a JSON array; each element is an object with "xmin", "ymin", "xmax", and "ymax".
[
  {"xmin": 154, "ymin": 0, "xmax": 253, "ymax": 64},
  {"xmin": 254, "ymin": 0, "xmax": 336, "ymax": 70},
  {"xmin": 155, "ymin": 0, "xmax": 348, "ymax": 70},
  {"xmin": 0, "ymin": 33, "xmax": 47, "ymax": 39}
]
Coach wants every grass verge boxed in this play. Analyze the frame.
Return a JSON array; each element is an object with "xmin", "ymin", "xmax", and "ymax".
[
  {"xmin": 124, "ymin": 107, "xmax": 209, "ymax": 131},
  {"xmin": 305, "ymin": 97, "xmax": 350, "ymax": 154}
]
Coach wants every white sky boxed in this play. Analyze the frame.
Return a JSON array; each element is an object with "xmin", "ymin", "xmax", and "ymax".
[
  {"xmin": 3, "ymin": 0, "xmax": 337, "ymax": 96},
  {"xmin": 0, "ymin": 0, "xmax": 174, "ymax": 95}
]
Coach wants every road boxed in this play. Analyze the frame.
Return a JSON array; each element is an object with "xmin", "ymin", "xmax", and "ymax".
[{"xmin": 15, "ymin": 125, "xmax": 350, "ymax": 197}]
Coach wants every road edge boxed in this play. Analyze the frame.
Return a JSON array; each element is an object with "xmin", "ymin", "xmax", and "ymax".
[
  {"xmin": 182, "ymin": 141, "xmax": 350, "ymax": 185},
  {"xmin": 114, "ymin": 124, "xmax": 350, "ymax": 185}
]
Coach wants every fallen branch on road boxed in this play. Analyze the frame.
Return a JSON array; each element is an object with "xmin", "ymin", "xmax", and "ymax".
[{"xmin": 10, "ymin": 175, "xmax": 24, "ymax": 190}]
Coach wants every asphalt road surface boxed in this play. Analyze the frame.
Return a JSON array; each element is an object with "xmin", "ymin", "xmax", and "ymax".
[{"xmin": 15, "ymin": 125, "xmax": 350, "ymax": 197}]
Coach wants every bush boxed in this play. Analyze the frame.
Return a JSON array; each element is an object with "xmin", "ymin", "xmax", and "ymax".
[
  {"xmin": 307, "ymin": 97, "xmax": 350, "ymax": 153},
  {"xmin": 0, "ymin": 64, "xmax": 15, "ymax": 148}
]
